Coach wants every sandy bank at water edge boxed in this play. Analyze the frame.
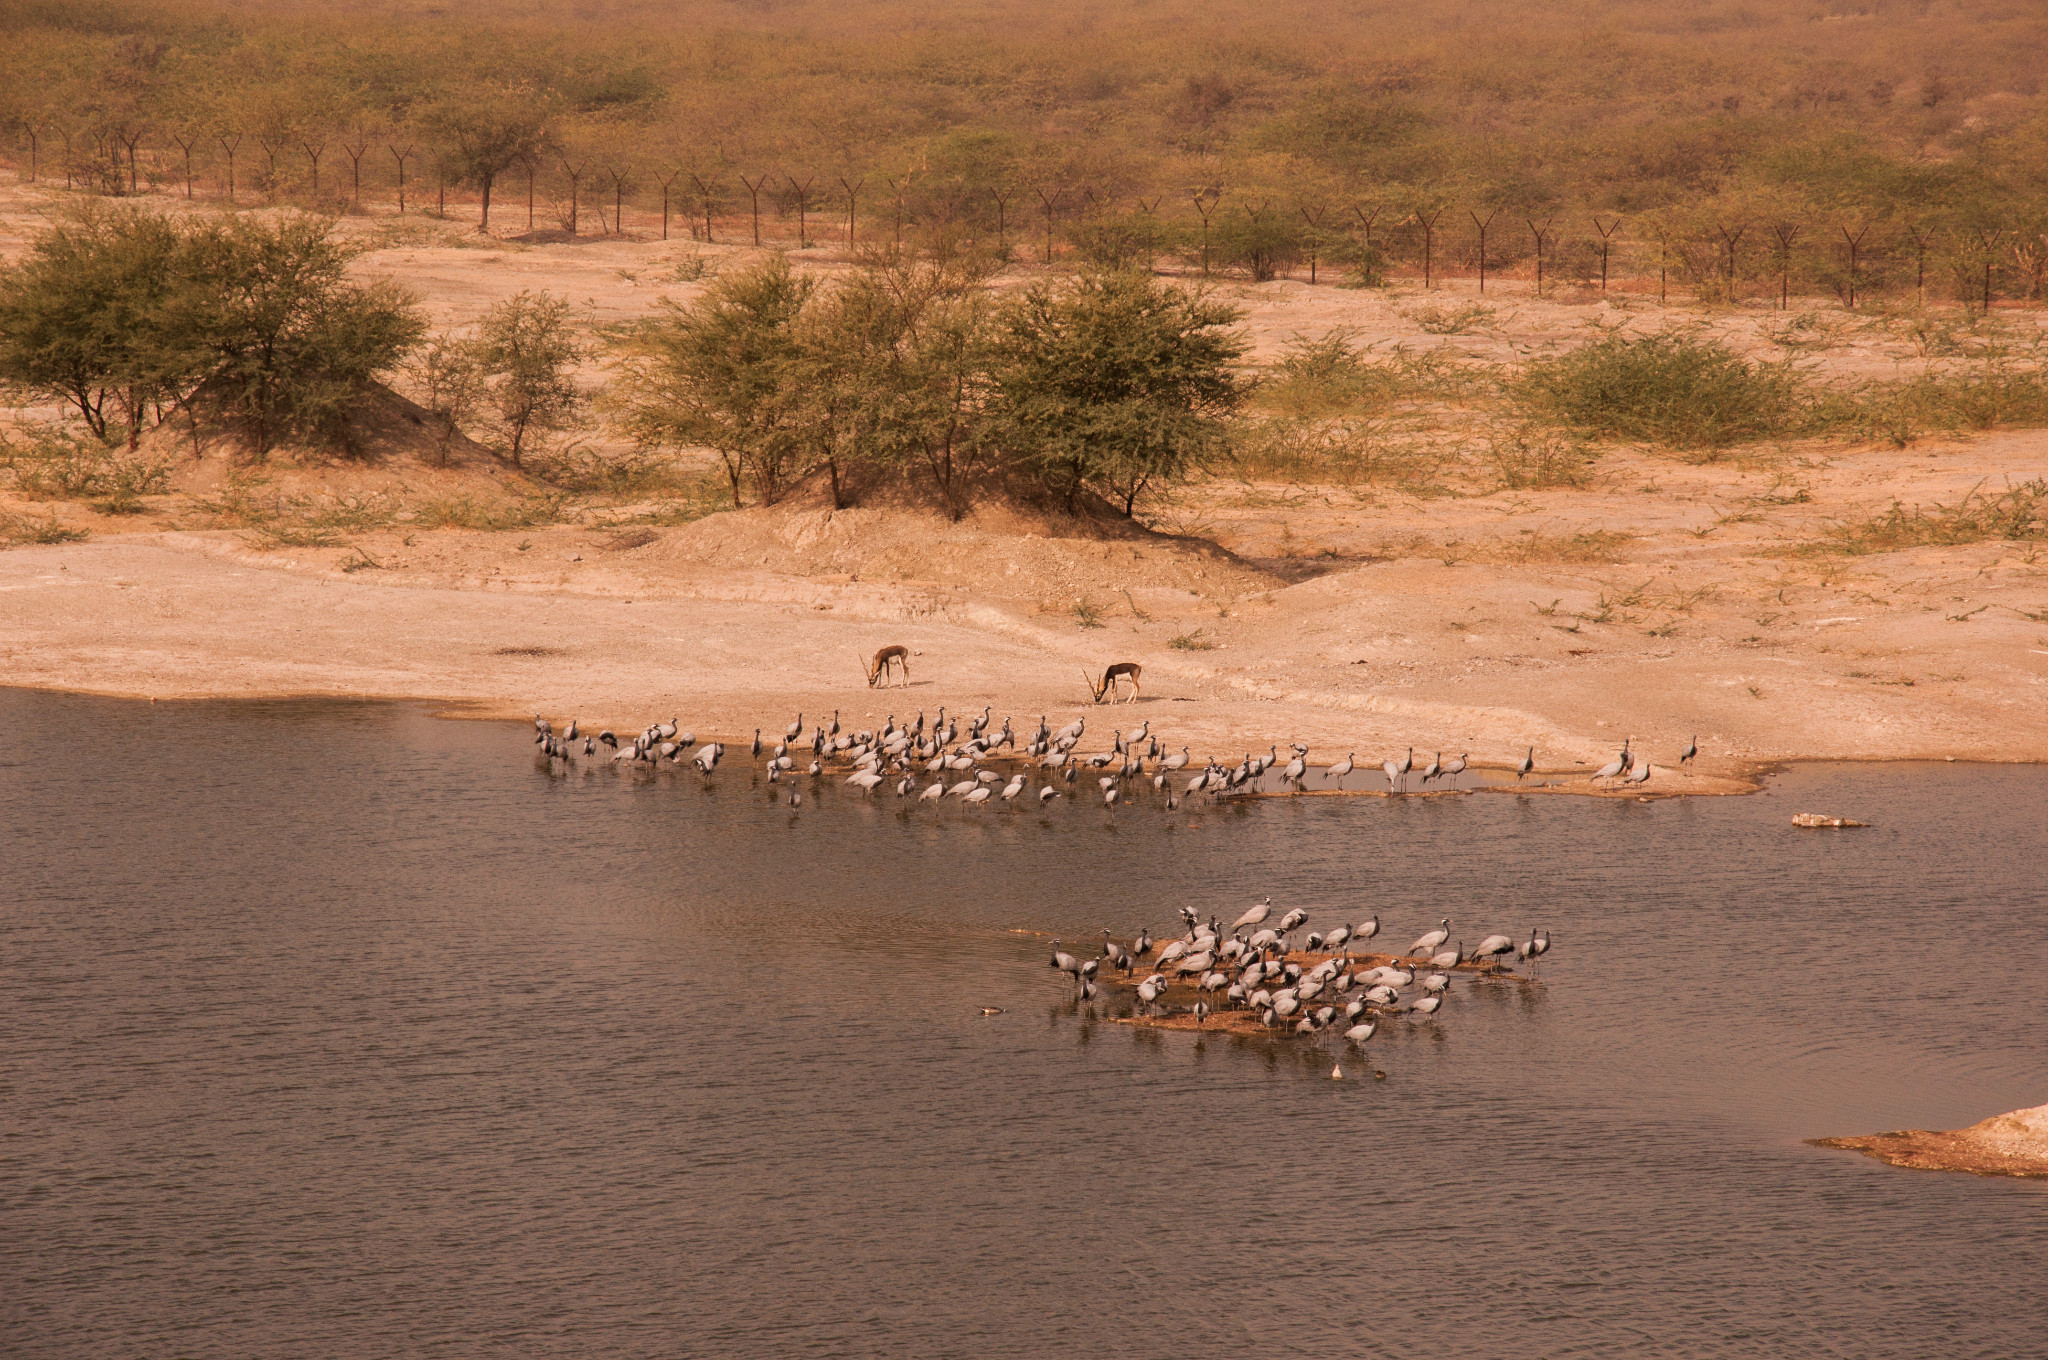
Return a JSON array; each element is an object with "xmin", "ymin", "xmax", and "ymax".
[
  {"xmin": 3, "ymin": 526, "xmax": 2044, "ymax": 794},
  {"xmin": 1813, "ymin": 1103, "xmax": 2048, "ymax": 1179}
]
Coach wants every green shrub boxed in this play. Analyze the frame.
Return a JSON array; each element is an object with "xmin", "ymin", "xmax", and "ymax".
[
  {"xmin": 1069, "ymin": 213, "xmax": 1172, "ymax": 272},
  {"xmin": 1260, "ymin": 332, "xmax": 1407, "ymax": 417},
  {"xmin": 474, "ymin": 290, "xmax": 585, "ymax": 465},
  {"xmin": 1209, "ymin": 208, "xmax": 1302, "ymax": 282},
  {"xmin": 0, "ymin": 205, "xmax": 187, "ymax": 446},
  {"xmin": 1809, "ymin": 364, "xmax": 2048, "ymax": 447},
  {"xmin": 995, "ymin": 269, "xmax": 1248, "ymax": 514},
  {"xmin": 1231, "ymin": 417, "xmax": 1372, "ymax": 482},
  {"xmin": 1518, "ymin": 331, "xmax": 1802, "ymax": 449},
  {"xmin": 1335, "ymin": 243, "xmax": 1388, "ymax": 289},
  {"xmin": 1894, "ymin": 366, "xmax": 2048, "ymax": 431}
]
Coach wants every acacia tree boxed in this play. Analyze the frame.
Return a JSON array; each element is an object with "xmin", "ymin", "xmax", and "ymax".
[
  {"xmin": 788, "ymin": 261, "xmax": 904, "ymax": 509},
  {"xmin": 169, "ymin": 214, "xmax": 425, "ymax": 456},
  {"xmin": 796, "ymin": 255, "xmax": 998, "ymax": 515},
  {"xmin": 404, "ymin": 331, "xmax": 487, "ymax": 465},
  {"xmin": 426, "ymin": 95, "xmax": 551, "ymax": 233},
  {"xmin": 1212, "ymin": 200, "xmax": 1302, "ymax": 281},
  {"xmin": 0, "ymin": 204, "xmax": 190, "ymax": 445},
  {"xmin": 994, "ymin": 269, "xmax": 1247, "ymax": 515},
  {"xmin": 472, "ymin": 290, "xmax": 583, "ymax": 464},
  {"xmin": 890, "ymin": 274, "xmax": 999, "ymax": 517},
  {"xmin": 610, "ymin": 255, "xmax": 816, "ymax": 506}
]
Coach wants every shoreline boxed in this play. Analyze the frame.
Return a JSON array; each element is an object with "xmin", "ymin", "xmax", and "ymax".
[
  {"xmin": 1812, "ymin": 1103, "xmax": 2048, "ymax": 1179},
  {"xmin": 5, "ymin": 530, "xmax": 2043, "ymax": 800},
  {"xmin": 10, "ymin": 674, "xmax": 2036, "ymax": 804}
]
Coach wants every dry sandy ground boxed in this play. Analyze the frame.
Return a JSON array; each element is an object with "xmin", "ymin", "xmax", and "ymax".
[
  {"xmin": 7, "ymin": 479, "xmax": 2043, "ymax": 791},
  {"xmin": 4, "ymin": 179, "xmax": 2048, "ymax": 787}
]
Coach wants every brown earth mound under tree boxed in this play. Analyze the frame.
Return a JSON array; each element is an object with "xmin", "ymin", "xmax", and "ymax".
[
  {"xmin": 136, "ymin": 380, "xmax": 539, "ymax": 509},
  {"xmin": 646, "ymin": 492, "xmax": 1282, "ymax": 607}
]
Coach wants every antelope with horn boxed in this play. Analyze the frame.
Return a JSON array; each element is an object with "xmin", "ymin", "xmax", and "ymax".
[
  {"xmin": 1084, "ymin": 662, "xmax": 1143, "ymax": 704},
  {"xmin": 864, "ymin": 644, "xmax": 911, "ymax": 688}
]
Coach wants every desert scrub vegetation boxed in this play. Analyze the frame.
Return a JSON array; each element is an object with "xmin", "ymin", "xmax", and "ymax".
[
  {"xmin": 1255, "ymin": 331, "xmax": 1495, "ymax": 415},
  {"xmin": 11, "ymin": 0, "xmax": 2048, "ymax": 315},
  {"xmin": 0, "ymin": 423, "xmax": 171, "ymax": 512},
  {"xmin": 1517, "ymin": 331, "xmax": 1804, "ymax": 450},
  {"xmin": 1392, "ymin": 530, "xmax": 1637, "ymax": 566},
  {"xmin": 0, "ymin": 206, "xmax": 423, "ymax": 457},
  {"xmin": 611, "ymin": 255, "xmax": 1247, "ymax": 517},
  {"xmin": 407, "ymin": 290, "xmax": 589, "ymax": 468},
  {"xmin": 1494, "ymin": 530, "xmax": 1637, "ymax": 563},
  {"xmin": 1483, "ymin": 428, "xmax": 1600, "ymax": 490},
  {"xmin": 1406, "ymin": 301, "xmax": 1499, "ymax": 336},
  {"xmin": 1227, "ymin": 331, "xmax": 1501, "ymax": 488},
  {"xmin": 409, "ymin": 493, "xmax": 575, "ymax": 531},
  {"xmin": 523, "ymin": 444, "xmax": 690, "ymax": 498},
  {"xmin": 1257, "ymin": 332, "xmax": 1412, "ymax": 418},
  {"xmin": 1225, "ymin": 419, "xmax": 1459, "ymax": 492},
  {"xmin": 1517, "ymin": 317, "xmax": 2048, "ymax": 456},
  {"xmin": 1847, "ymin": 362, "xmax": 2048, "ymax": 445},
  {"xmin": 0, "ymin": 508, "xmax": 89, "ymax": 546},
  {"xmin": 1821, "ymin": 479, "xmax": 2048, "ymax": 554}
]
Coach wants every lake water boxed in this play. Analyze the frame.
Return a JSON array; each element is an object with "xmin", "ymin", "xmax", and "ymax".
[{"xmin": 2, "ymin": 689, "xmax": 2044, "ymax": 1359}]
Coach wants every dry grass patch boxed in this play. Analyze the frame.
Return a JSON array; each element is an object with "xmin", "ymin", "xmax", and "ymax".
[
  {"xmin": 0, "ymin": 509, "xmax": 90, "ymax": 545},
  {"xmin": 247, "ymin": 525, "xmax": 346, "ymax": 549},
  {"xmin": 412, "ymin": 493, "xmax": 573, "ymax": 530},
  {"xmin": 1483, "ymin": 530, "xmax": 1637, "ymax": 564},
  {"xmin": 2, "ymin": 424, "xmax": 173, "ymax": 512},
  {"xmin": 1820, "ymin": 479, "xmax": 2048, "ymax": 555},
  {"xmin": 1484, "ymin": 429, "xmax": 1600, "ymax": 489}
]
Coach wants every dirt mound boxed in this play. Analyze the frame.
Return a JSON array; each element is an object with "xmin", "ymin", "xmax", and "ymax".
[
  {"xmin": 649, "ymin": 500, "xmax": 1280, "ymax": 604},
  {"xmin": 140, "ymin": 381, "xmax": 535, "ymax": 506}
]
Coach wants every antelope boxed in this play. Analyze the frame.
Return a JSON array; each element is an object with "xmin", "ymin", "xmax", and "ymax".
[
  {"xmin": 864, "ymin": 645, "xmax": 910, "ymax": 688},
  {"xmin": 1084, "ymin": 662, "xmax": 1143, "ymax": 704}
]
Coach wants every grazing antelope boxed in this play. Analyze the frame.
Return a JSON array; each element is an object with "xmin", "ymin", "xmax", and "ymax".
[
  {"xmin": 865, "ymin": 645, "xmax": 910, "ymax": 688},
  {"xmin": 1084, "ymin": 662, "xmax": 1143, "ymax": 704}
]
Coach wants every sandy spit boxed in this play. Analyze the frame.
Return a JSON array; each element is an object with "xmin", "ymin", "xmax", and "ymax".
[{"xmin": 1812, "ymin": 1103, "xmax": 2048, "ymax": 1179}]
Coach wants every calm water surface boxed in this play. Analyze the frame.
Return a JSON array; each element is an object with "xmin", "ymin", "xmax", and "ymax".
[{"xmin": 2, "ymin": 690, "xmax": 2044, "ymax": 1359}]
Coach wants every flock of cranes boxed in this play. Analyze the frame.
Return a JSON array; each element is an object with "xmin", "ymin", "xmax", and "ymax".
[
  {"xmin": 530, "ymin": 707, "xmax": 1698, "ymax": 807},
  {"xmin": 1049, "ymin": 901, "xmax": 1553, "ymax": 1048},
  {"xmin": 527, "ymin": 711, "xmax": 1577, "ymax": 1063}
]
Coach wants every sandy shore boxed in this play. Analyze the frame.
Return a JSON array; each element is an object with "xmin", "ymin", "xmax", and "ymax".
[
  {"xmin": 1814, "ymin": 1103, "xmax": 2048, "ymax": 1179},
  {"xmin": 4, "ymin": 520, "xmax": 2044, "ymax": 790}
]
